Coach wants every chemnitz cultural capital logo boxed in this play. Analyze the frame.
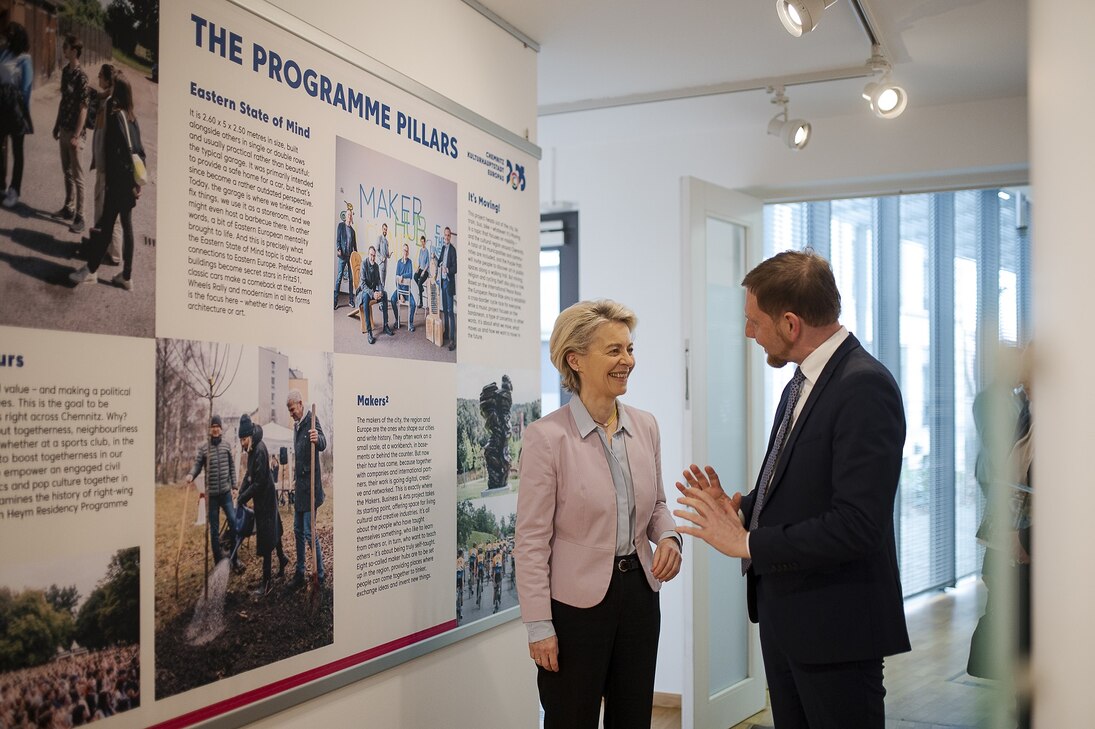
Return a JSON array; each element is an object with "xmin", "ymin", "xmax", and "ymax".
[
  {"xmin": 466, "ymin": 149, "xmax": 528, "ymax": 192},
  {"xmin": 506, "ymin": 160, "xmax": 526, "ymax": 191}
]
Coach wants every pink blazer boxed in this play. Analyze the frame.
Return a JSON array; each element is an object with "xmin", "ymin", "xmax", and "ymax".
[{"xmin": 515, "ymin": 401, "xmax": 677, "ymax": 623}]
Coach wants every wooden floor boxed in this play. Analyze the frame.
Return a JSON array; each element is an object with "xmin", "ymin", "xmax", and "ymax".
[{"xmin": 650, "ymin": 578, "xmax": 1007, "ymax": 729}]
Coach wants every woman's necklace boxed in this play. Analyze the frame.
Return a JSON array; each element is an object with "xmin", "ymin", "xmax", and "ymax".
[{"xmin": 592, "ymin": 403, "xmax": 618, "ymax": 431}]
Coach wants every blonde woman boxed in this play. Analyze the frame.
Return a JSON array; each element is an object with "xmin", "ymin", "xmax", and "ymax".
[{"xmin": 515, "ymin": 299, "xmax": 681, "ymax": 729}]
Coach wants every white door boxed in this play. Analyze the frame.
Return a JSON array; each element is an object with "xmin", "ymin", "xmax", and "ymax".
[{"xmin": 680, "ymin": 177, "xmax": 766, "ymax": 729}]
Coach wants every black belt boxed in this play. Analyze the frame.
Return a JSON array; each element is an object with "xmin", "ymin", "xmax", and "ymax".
[{"xmin": 614, "ymin": 554, "xmax": 641, "ymax": 573}]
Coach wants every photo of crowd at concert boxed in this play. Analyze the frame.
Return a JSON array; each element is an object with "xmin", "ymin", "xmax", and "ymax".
[{"xmin": 0, "ymin": 547, "xmax": 140, "ymax": 728}]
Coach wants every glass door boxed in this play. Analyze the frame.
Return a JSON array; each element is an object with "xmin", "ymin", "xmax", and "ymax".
[{"xmin": 681, "ymin": 178, "xmax": 766, "ymax": 728}]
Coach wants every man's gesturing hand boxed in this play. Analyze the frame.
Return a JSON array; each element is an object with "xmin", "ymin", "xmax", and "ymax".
[{"xmin": 673, "ymin": 465, "xmax": 750, "ymax": 558}]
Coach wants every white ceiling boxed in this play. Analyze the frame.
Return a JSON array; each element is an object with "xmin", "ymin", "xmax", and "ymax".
[{"xmin": 476, "ymin": 0, "xmax": 1027, "ymax": 122}]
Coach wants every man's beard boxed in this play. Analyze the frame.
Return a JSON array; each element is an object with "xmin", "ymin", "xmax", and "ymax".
[{"xmin": 765, "ymin": 331, "xmax": 794, "ymax": 369}]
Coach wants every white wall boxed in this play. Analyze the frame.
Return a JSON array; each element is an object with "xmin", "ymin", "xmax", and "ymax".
[
  {"xmin": 539, "ymin": 94, "xmax": 1028, "ymax": 695},
  {"xmin": 246, "ymin": 624, "xmax": 536, "ymax": 729},
  {"xmin": 266, "ymin": 0, "xmax": 538, "ymax": 142},
  {"xmin": 1030, "ymin": 0, "xmax": 1095, "ymax": 724},
  {"xmin": 240, "ymin": 1, "xmax": 541, "ymax": 726}
]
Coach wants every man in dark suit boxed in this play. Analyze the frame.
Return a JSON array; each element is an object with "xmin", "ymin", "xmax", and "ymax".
[
  {"xmin": 357, "ymin": 245, "xmax": 393, "ymax": 344},
  {"xmin": 438, "ymin": 226, "xmax": 457, "ymax": 351},
  {"xmin": 333, "ymin": 205, "xmax": 357, "ymax": 309},
  {"xmin": 675, "ymin": 250, "xmax": 910, "ymax": 729}
]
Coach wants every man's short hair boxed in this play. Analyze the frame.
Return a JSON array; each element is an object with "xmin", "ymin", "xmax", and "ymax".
[
  {"xmin": 549, "ymin": 299, "xmax": 637, "ymax": 394},
  {"xmin": 63, "ymin": 34, "xmax": 83, "ymax": 57},
  {"xmin": 741, "ymin": 249, "xmax": 841, "ymax": 327},
  {"xmin": 286, "ymin": 389, "xmax": 303, "ymax": 406}
]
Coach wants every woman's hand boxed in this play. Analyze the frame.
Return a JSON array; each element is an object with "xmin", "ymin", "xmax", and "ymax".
[
  {"xmin": 529, "ymin": 635, "xmax": 559, "ymax": 672},
  {"xmin": 651, "ymin": 537, "xmax": 682, "ymax": 581}
]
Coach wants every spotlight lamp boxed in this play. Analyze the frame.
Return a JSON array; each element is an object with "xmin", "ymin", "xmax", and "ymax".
[
  {"xmin": 767, "ymin": 85, "xmax": 811, "ymax": 150},
  {"xmin": 862, "ymin": 45, "xmax": 908, "ymax": 119},
  {"xmin": 862, "ymin": 75, "xmax": 908, "ymax": 119},
  {"xmin": 776, "ymin": 0, "xmax": 839, "ymax": 37}
]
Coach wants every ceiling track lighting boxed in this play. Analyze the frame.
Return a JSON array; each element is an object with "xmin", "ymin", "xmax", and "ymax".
[
  {"xmin": 767, "ymin": 85, "xmax": 811, "ymax": 150},
  {"xmin": 862, "ymin": 44, "xmax": 908, "ymax": 119},
  {"xmin": 764, "ymin": 5, "xmax": 908, "ymax": 144},
  {"xmin": 776, "ymin": 0, "xmax": 839, "ymax": 37}
]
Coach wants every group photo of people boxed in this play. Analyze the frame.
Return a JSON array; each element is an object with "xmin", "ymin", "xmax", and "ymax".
[
  {"xmin": 455, "ymin": 536, "xmax": 514, "ymax": 622},
  {"xmin": 333, "ymin": 136, "xmax": 458, "ymax": 362},
  {"xmin": 0, "ymin": 2, "xmax": 158, "ymax": 339},
  {"xmin": 152, "ymin": 339, "xmax": 335, "ymax": 699},
  {"xmin": 0, "ymin": 548, "xmax": 140, "ymax": 728}
]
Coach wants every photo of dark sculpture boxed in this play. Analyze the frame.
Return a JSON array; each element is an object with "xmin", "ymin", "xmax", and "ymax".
[{"xmin": 479, "ymin": 375, "xmax": 513, "ymax": 491}]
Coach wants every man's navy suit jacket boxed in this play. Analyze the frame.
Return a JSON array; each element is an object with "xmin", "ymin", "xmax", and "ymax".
[{"xmin": 741, "ymin": 334, "xmax": 911, "ymax": 665}]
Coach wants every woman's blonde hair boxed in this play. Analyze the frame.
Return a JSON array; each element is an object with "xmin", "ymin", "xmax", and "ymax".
[{"xmin": 549, "ymin": 299, "xmax": 637, "ymax": 394}]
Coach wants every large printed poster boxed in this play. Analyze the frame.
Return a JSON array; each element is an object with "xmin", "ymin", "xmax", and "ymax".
[{"xmin": 0, "ymin": 1, "xmax": 539, "ymax": 726}]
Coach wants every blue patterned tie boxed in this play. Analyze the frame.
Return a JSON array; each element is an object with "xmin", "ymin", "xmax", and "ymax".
[{"xmin": 742, "ymin": 367, "xmax": 805, "ymax": 574}]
